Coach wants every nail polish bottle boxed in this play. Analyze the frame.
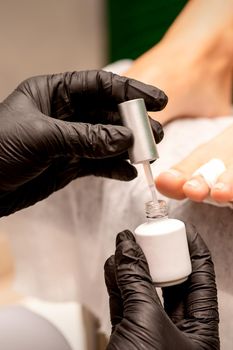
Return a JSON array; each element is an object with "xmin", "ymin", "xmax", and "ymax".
[
  {"xmin": 135, "ymin": 200, "xmax": 192, "ymax": 287},
  {"xmin": 118, "ymin": 98, "xmax": 192, "ymax": 287}
]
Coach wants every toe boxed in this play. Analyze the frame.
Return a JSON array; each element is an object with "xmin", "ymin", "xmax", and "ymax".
[
  {"xmin": 155, "ymin": 169, "xmax": 187, "ymax": 199},
  {"xmin": 211, "ymin": 166, "xmax": 233, "ymax": 202},
  {"xmin": 182, "ymin": 175, "xmax": 210, "ymax": 202},
  {"xmin": 155, "ymin": 148, "xmax": 207, "ymax": 200}
]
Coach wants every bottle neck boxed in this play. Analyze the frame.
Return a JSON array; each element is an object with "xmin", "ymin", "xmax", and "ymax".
[{"xmin": 145, "ymin": 200, "xmax": 168, "ymax": 220}]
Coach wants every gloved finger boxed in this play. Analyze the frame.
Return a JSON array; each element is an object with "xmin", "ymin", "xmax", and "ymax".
[
  {"xmin": 0, "ymin": 156, "xmax": 136, "ymax": 217},
  {"xmin": 148, "ymin": 117, "xmax": 164, "ymax": 143},
  {"xmin": 162, "ymin": 281, "xmax": 187, "ymax": 324},
  {"xmin": 38, "ymin": 117, "xmax": 134, "ymax": 160},
  {"xmin": 185, "ymin": 223, "xmax": 219, "ymax": 321},
  {"xmin": 104, "ymin": 255, "xmax": 124, "ymax": 331},
  {"xmin": 115, "ymin": 230, "xmax": 161, "ymax": 311},
  {"xmin": 65, "ymin": 70, "xmax": 168, "ymax": 111},
  {"xmin": 79, "ymin": 159, "xmax": 137, "ymax": 181},
  {"xmin": 0, "ymin": 159, "xmax": 137, "ymax": 218},
  {"xmin": 95, "ymin": 112, "xmax": 164, "ymax": 144},
  {"xmin": 163, "ymin": 223, "xmax": 218, "ymax": 323},
  {"xmin": 61, "ymin": 70, "xmax": 167, "ymax": 112}
]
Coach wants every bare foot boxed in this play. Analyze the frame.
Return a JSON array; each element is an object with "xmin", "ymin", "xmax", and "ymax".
[
  {"xmin": 124, "ymin": 1, "xmax": 233, "ymax": 124},
  {"xmin": 126, "ymin": 36, "xmax": 233, "ymax": 205},
  {"xmin": 126, "ymin": 46, "xmax": 232, "ymax": 125},
  {"xmin": 156, "ymin": 124, "xmax": 233, "ymax": 203},
  {"xmin": 124, "ymin": 0, "xmax": 233, "ymax": 205}
]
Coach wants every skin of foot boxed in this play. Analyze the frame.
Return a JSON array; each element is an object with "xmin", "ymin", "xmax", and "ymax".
[
  {"xmin": 155, "ymin": 125, "xmax": 233, "ymax": 203},
  {"xmin": 124, "ymin": 0, "xmax": 233, "ymax": 204},
  {"xmin": 125, "ymin": 0, "xmax": 233, "ymax": 125}
]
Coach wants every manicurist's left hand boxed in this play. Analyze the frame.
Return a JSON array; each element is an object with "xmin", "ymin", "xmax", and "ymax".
[
  {"xmin": 105, "ymin": 226, "xmax": 219, "ymax": 350},
  {"xmin": 0, "ymin": 70, "xmax": 167, "ymax": 216}
]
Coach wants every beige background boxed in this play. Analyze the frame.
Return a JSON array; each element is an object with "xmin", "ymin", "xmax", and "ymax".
[{"xmin": 0, "ymin": 0, "xmax": 106, "ymax": 99}]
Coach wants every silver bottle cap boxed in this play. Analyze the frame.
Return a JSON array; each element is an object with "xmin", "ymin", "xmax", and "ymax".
[{"xmin": 118, "ymin": 98, "xmax": 159, "ymax": 164}]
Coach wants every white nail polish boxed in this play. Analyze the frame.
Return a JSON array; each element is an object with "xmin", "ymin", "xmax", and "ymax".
[
  {"xmin": 166, "ymin": 169, "xmax": 182, "ymax": 177},
  {"xmin": 135, "ymin": 200, "xmax": 192, "ymax": 287},
  {"xmin": 186, "ymin": 179, "xmax": 200, "ymax": 188},
  {"xmin": 213, "ymin": 182, "xmax": 225, "ymax": 190}
]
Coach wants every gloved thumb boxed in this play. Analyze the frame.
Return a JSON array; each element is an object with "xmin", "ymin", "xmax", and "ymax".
[
  {"xmin": 44, "ymin": 117, "xmax": 133, "ymax": 159},
  {"xmin": 114, "ymin": 230, "xmax": 161, "ymax": 311}
]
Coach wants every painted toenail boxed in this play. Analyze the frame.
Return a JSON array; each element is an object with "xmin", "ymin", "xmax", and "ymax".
[
  {"xmin": 185, "ymin": 179, "xmax": 200, "ymax": 188},
  {"xmin": 213, "ymin": 182, "xmax": 227, "ymax": 191},
  {"xmin": 165, "ymin": 169, "xmax": 182, "ymax": 177}
]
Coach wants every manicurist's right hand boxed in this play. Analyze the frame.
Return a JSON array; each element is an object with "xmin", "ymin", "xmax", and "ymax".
[
  {"xmin": 105, "ymin": 225, "xmax": 220, "ymax": 350},
  {"xmin": 0, "ymin": 70, "xmax": 167, "ymax": 217}
]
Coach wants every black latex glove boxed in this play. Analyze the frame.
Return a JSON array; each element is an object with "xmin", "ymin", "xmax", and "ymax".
[
  {"xmin": 105, "ymin": 225, "xmax": 220, "ymax": 350},
  {"xmin": 0, "ymin": 70, "xmax": 167, "ymax": 217}
]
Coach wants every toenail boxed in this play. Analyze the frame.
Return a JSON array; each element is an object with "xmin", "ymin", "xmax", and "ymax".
[
  {"xmin": 213, "ymin": 182, "xmax": 227, "ymax": 191},
  {"xmin": 185, "ymin": 179, "xmax": 201, "ymax": 188},
  {"xmin": 165, "ymin": 169, "xmax": 182, "ymax": 177}
]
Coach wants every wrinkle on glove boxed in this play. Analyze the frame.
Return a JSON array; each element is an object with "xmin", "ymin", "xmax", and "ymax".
[
  {"xmin": 0, "ymin": 70, "xmax": 167, "ymax": 217},
  {"xmin": 105, "ymin": 227, "xmax": 219, "ymax": 350}
]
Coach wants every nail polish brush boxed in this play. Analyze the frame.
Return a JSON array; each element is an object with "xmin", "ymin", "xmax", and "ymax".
[{"xmin": 118, "ymin": 98, "xmax": 192, "ymax": 287}]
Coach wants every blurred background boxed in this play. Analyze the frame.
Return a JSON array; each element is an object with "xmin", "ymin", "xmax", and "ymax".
[
  {"xmin": 0, "ymin": 0, "xmax": 106, "ymax": 99},
  {"xmin": 0, "ymin": 0, "xmax": 186, "ymax": 99}
]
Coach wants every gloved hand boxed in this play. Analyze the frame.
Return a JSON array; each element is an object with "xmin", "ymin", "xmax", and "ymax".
[
  {"xmin": 0, "ymin": 70, "xmax": 167, "ymax": 217},
  {"xmin": 105, "ymin": 226, "xmax": 220, "ymax": 350}
]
